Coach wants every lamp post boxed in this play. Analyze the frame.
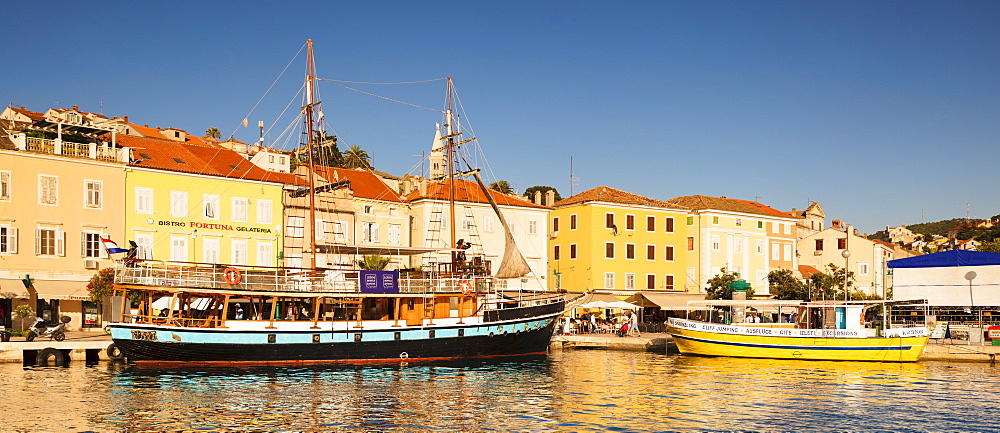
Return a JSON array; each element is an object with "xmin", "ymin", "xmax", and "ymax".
[{"xmin": 841, "ymin": 249, "xmax": 851, "ymax": 302}]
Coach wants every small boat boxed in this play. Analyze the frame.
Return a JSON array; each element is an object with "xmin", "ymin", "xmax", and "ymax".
[
  {"xmin": 666, "ymin": 299, "xmax": 930, "ymax": 362},
  {"xmin": 106, "ymin": 41, "xmax": 564, "ymax": 364}
]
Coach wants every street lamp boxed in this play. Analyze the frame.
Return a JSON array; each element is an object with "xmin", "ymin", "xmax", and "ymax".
[{"xmin": 841, "ymin": 249, "xmax": 851, "ymax": 302}]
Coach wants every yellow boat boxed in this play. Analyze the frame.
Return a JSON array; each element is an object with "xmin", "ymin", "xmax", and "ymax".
[{"xmin": 666, "ymin": 300, "xmax": 930, "ymax": 362}]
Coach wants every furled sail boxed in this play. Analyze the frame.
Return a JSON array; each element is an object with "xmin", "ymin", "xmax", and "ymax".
[{"xmin": 470, "ymin": 170, "xmax": 532, "ymax": 279}]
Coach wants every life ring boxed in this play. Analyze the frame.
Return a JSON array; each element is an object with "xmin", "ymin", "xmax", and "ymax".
[
  {"xmin": 36, "ymin": 347, "xmax": 65, "ymax": 366},
  {"xmin": 459, "ymin": 280, "xmax": 474, "ymax": 296},
  {"xmin": 223, "ymin": 267, "xmax": 242, "ymax": 285}
]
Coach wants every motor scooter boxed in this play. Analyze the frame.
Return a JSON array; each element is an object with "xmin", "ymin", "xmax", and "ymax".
[
  {"xmin": 0, "ymin": 325, "xmax": 10, "ymax": 342},
  {"xmin": 25, "ymin": 316, "xmax": 69, "ymax": 342}
]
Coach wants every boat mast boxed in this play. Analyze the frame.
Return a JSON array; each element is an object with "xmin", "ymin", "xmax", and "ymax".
[
  {"xmin": 304, "ymin": 39, "xmax": 319, "ymax": 270},
  {"xmin": 445, "ymin": 77, "xmax": 457, "ymax": 269}
]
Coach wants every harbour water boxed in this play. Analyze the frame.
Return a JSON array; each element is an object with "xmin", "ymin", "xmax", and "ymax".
[{"xmin": 4, "ymin": 350, "xmax": 1000, "ymax": 432}]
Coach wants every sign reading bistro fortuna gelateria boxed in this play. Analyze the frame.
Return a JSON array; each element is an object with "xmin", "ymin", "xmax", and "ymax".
[{"xmin": 156, "ymin": 220, "xmax": 273, "ymax": 233}]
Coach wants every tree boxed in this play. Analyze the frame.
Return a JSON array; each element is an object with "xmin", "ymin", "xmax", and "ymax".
[
  {"xmin": 314, "ymin": 132, "xmax": 343, "ymax": 168},
  {"xmin": 357, "ymin": 255, "xmax": 390, "ymax": 270},
  {"xmin": 87, "ymin": 267, "xmax": 116, "ymax": 303},
  {"xmin": 523, "ymin": 186, "xmax": 563, "ymax": 203},
  {"xmin": 204, "ymin": 127, "xmax": 221, "ymax": 140},
  {"xmin": 13, "ymin": 305, "xmax": 33, "ymax": 331},
  {"xmin": 489, "ymin": 180, "xmax": 513, "ymax": 194},
  {"xmin": 704, "ymin": 268, "xmax": 755, "ymax": 300},
  {"xmin": 977, "ymin": 239, "xmax": 1000, "ymax": 253},
  {"xmin": 768, "ymin": 269, "xmax": 808, "ymax": 300},
  {"xmin": 342, "ymin": 145, "xmax": 372, "ymax": 169},
  {"xmin": 806, "ymin": 264, "xmax": 855, "ymax": 300}
]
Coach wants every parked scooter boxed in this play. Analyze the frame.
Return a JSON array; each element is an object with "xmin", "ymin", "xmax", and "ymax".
[
  {"xmin": 25, "ymin": 316, "xmax": 69, "ymax": 342},
  {"xmin": 0, "ymin": 325, "xmax": 10, "ymax": 342}
]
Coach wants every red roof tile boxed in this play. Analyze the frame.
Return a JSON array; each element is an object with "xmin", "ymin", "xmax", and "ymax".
[
  {"xmin": 554, "ymin": 186, "xmax": 688, "ymax": 209},
  {"xmin": 669, "ymin": 195, "xmax": 791, "ymax": 218},
  {"xmin": 405, "ymin": 178, "xmax": 547, "ymax": 209},
  {"xmin": 120, "ymin": 135, "xmax": 304, "ymax": 185},
  {"xmin": 313, "ymin": 166, "xmax": 403, "ymax": 202}
]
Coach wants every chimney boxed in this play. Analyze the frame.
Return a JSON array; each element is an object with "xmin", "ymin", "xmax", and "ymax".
[
  {"xmin": 545, "ymin": 190, "xmax": 555, "ymax": 206},
  {"xmin": 418, "ymin": 179, "xmax": 427, "ymax": 197},
  {"xmin": 533, "ymin": 190, "xmax": 542, "ymax": 204},
  {"xmin": 72, "ymin": 105, "xmax": 79, "ymax": 112},
  {"xmin": 124, "ymin": 116, "xmax": 129, "ymax": 123}
]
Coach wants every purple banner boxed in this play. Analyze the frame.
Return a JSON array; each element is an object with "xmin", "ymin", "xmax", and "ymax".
[{"xmin": 359, "ymin": 270, "xmax": 399, "ymax": 293}]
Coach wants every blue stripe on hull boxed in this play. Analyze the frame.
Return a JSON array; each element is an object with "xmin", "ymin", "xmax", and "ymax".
[{"xmin": 672, "ymin": 334, "xmax": 914, "ymax": 351}]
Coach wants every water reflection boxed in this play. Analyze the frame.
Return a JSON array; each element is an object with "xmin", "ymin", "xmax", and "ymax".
[{"xmin": 1, "ymin": 352, "xmax": 999, "ymax": 431}]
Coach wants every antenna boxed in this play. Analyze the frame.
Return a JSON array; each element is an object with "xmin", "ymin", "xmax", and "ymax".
[{"xmin": 569, "ymin": 156, "xmax": 580, "ymax": 197}]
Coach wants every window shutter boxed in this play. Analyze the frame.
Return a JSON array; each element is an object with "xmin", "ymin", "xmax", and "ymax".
[
  {"xmin": 57, "ymin": 230, "xmax": 66, "ymax": 256},
  {"xmin": 100, "ymin": 234, "xmax": 108, "ymax": 258},
  {"xmin": 81, "ymin": 232, "xmax": 87, "ymax": 257},
  {"xmin": 9, "ymin": 228, "xmax": 17, "ymax": 253},
  {"xmin": 34, "ymin": 229, "xmax": 41, "ymax": 255}
]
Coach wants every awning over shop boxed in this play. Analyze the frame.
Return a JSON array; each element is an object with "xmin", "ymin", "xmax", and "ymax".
[
  {"xmin": 624, "ymin": 292, "xmax": 706, "ymax": 310},
  {"xmin": 0, "ymin": 278, "xmax": 93, "ymax": 301}
]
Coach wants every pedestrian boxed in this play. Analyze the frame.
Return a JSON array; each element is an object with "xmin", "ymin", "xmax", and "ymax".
[
  {"xmin": 235, "ymin": 304, "xmax": 244, "ymax": 320},
  {"xmin": 629, "ymin": 310, "xmax": 640, "ymax": 336}
]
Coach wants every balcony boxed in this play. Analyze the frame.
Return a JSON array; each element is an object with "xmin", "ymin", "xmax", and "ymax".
[{"xmin": 15, "ymin": 135, "xmax": 128, "ymax": 162}]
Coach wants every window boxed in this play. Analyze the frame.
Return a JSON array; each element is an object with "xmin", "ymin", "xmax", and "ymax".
[
  {"xmin": 333, "ymin": 221, "xmax": 347, "ymax": 242},
  {"xmin": 388, "ymin": 224, "xmax": 401, "ymax": 245},
  {"xmin": 203, "ymin": 194, "xmax": 220, "ymax": 219},
  {"xmin": 269, "ymin": 155, "xmax": 275, "ymax": 163},
  {"xmin": 528, "ymin": 220, "xmax": 537, "ymax": 235},
  {"xmin": 758, "ymin": 221, "xmax": 764, "ymax": 229},
  {"xmin": 570, "ymin": 214, "xmax": 577, "ymax": 230},
  {"xmin": 231, "ymin": 239, "xmax": 248, "ymax": 265},
  {"xmin": 687, "ymin": 216, "xmax": 694, "ymax": 225},
  {"xmin": 169, "ymin": 235, "xmax": 188, "ymax": 262},
  {"xmin": 816, "ymin": 239, "xmax": 824, "ymax": 251},
  {"xmin": 783, "ymin": 244, "xmax": 792, "ymax": 261},
  {"xmin": 646, "ymin": 244, "xmax": 655, "ymax": 261},
  {"xmin": 712, "ymin": 216, "xmax": 719, "ymax": 225},
  {"xmin": 0, "ymin": 226, "xmax": 18, "ymax": 253},
  {"xmin": 687, "ymin": 237, "xmax": 695, "ymax": 251},
  {"xmin": 552, "ymin": 217, "xmax": 560, "ymax": 232},
  {"xmin": 858, "ymin": 262, "xmax": 870, "ymax": 276},
  {"xmin": 838, "ymin": 238, "xmax": 847, "ymax": 249},
  {"xmin": 483, "ymin": 215, "xmax": 495, "ymax": 232},
  {"xmin": 135, "ymin": 187, "xmax": 154, "ymax": 214},
  {"xmin": 626, "ymin": 214, "xmax": 635, "ymax": 231},
  {"xmin": 553, "ymin": 245, "xmax": 561, "ymax": 260},
  {"xmin": 605, "ymin": 242, "xmax": 615, "ymax": 259},
  {"xmin": 784, "ymin": 224, "xmax": 791, "ymax": 235},
  {"xmin": 389, "ymin": 207, "xmax": 398, "ymax": 216},
  {"xmin": 431, "ymin": 211, "xmax": 446, "ymax": 229},
  {"xmin": 665, "ymin": 217, "xmax": 674, "ymax": 233},
  {"xmin": 315, "ymin": 219, "xmax": 327, "ymax": 240},
  {"xmin": 287, "ymin": 217, "xmax": 304, "ymax": 238},
  {"xmin": 170, "ymin": 191, "xmax": 188, "ymax": 217},
  {"xmin": 84, "ymin": 180, "xmax": 102, "ymax": 209},
  {"xmin": 257, "ymin": 199, "xmax": 273, "ymax": 224},
  {"xmin": 135, "ymin": 232, "xmax": 153, "ymax": 260},
  {"xmin": 203, "ymin": 237, "xmax": 220, "ymax": 264},
  {"xmin": 232, "ymin": 197, "xmax": 249, "ymax": 222},
  {"xmin": 665, "ymin": 245, "xmax": 674, "ymax": 261},
  {"xmin": 734, "ymin": 237, "xmax": 743, "ymax": 254},
  {"xmin": 647, "ymin": 216, "xmax": 655, "ymax": 232},
  {"xmin": 626, "ymin": 243, "xmax": 636, "ymax": 260},
  {"xmin": 711, "ymin": 235, "xmax": 720, "ymax": 252},
  {"xmin": 625, "ymin": 273, "xmax": 635, "ymax": 290},
  {"xmin": 0, "ymin": 171, "xmax": 10, "ymax": 201},
  {"xmin": 735, "ymin": 218, "xmax": 741, "ymax": 226},
  {"xmin": 362, "ymin": 222, "xmax": 379, "ymax": 243},
  {"xmin": 38, "ymin": 175, "xmax": 58, "ymax": 205},
  {"xmin": 606, "ymin": 213, "xmax": 615, "ymax": 229},
  {"xmin": 35, "ymin": 228, "xmax": 64, "ymax": 256},
  {"xmin": 647, "ymin": 274, "xmax": 656, "ymax": 290},
  {"xmin": 364, "ymin": 205, "xmax": 373, "ymax": 214},
  {"xmin": 257, "ymin": 241, "xmax": 273, "ymax": 267},
  {"xmin": 570, "ymin": 244, "xmax": 577, "ymax": 259},
  {"xmin": 772, "ymin": 244, "xmax": 780, "ymax": 260},
  {"xmin": 756, "ymin": 239, "xmax": 765, "ymax": 255},
  {"xmin": 604, "ymin": 272, "xmax": 615, "ymax": 289},
  {"xmin": 81, "ymin": 232, "xmax": 106, "ymax": 258},
  {"xmin": 664, "ymin": 275, "xmax": 675, "ymax": 291}
]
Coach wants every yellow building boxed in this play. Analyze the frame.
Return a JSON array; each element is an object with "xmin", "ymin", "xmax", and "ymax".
[
  {"xmin": 549, "ymin": 186, "xmax": 690, "ymax": 293},
  {"xmin": 119, "ymin": 135, "xmax": 286, "ymax": 267}
]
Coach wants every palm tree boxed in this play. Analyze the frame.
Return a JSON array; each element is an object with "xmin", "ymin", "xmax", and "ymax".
[
  {"xmin": 357, "ymin": 255, "xmax": 390, "ymax": 270},
  {"xmin": 489, "ymin": 180, "xmax": 513, "ymax": 194},
  {"xmin": 342, "ymin": 145, "xmax": 372, "ymax": 169},
  {"xmin": 204, "ymin": 127, "xmax": 221, "ymax": 140}
]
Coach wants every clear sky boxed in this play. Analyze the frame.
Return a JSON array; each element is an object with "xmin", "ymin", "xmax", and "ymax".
[{"xmin": 3, "ymin": 1, "xmax": 998, "ymax": 234}]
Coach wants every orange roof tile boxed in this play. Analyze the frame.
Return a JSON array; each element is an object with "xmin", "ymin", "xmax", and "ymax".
[
  {"xmin": 405, "ymin": 178, "xmax": 547, "ymax": 209},
  {"xmin": 669, "ymin": 195, "xmax": 791, "ymax": 218},
  {"xmin": 313, "ymin": 166, "xmax": 403, "ymax": 203},
  {"xmin": 554, "ymin": 186, "xmax": 687, "ymax": 209}
]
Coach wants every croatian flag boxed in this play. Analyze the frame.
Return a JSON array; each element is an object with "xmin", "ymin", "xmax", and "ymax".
[{"xmin": 101, "ymin": 237, "xmax": 129, "ymax": 254}]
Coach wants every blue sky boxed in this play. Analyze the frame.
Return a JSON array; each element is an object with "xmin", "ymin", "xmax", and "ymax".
[{"xmin": 3, "ymin": 1, "xmax": 998, "ymax": 234}]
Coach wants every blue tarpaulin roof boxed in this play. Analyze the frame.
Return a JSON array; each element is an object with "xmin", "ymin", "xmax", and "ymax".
[{"xmin": 888, "ymin": 250, "xmax": 1000, "ymax": 268}]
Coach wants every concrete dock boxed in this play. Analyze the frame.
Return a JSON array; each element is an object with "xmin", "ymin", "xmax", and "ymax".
[{"xmin": 0, "ymin": 331, "xmax": 115, "ymax": 364}]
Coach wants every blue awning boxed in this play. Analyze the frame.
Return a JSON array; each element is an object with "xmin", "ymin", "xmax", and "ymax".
[{"xmin": 888, "ymin": 250, "xmax": 1000, "ymax": 268}]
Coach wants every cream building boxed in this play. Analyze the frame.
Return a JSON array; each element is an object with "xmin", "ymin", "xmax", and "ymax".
[{"xmin": 797, "ymin": 223, "xmax": 894, "ymax": 297}]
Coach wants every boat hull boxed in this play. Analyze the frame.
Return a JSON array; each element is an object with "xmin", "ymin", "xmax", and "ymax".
[
  {"xmin": 111, "ymin": 309, "xmax": 561, "ymax": 364},
  {"xmin": 667, "ymin": 321, "xmax": 929, "ymax": 362}
]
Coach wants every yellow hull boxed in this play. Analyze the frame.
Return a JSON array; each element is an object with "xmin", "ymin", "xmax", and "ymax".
[{"xmin": 667, "ymin": 323, "xmax": 928, "ymax": 362}]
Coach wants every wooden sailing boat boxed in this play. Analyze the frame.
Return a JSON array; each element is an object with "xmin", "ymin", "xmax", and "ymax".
[{"xmin": 107, "ymin": 40, "xmax": 564, "ymax": 364}]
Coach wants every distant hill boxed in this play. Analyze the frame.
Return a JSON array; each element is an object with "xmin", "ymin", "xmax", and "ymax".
[{"xmin": 869, "ymin": 218, "xmax": 982, "ymax": 241}]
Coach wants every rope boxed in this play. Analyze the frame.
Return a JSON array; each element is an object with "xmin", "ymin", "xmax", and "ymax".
[{"xmin": 316, "ymin": 78, "xmax": 443, "ymax": 113}]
